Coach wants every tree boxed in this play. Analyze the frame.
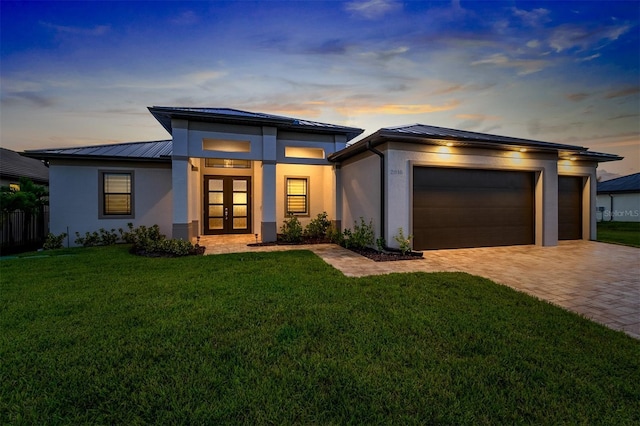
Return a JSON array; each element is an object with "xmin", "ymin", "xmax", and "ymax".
[{"xmin": 0, "ymin": 177, "xmax": 49, "ymax": 245}]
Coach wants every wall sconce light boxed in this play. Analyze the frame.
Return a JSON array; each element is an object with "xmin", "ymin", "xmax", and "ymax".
[
  {"xmin": 519, "ymin": 148, "xmax": 527, "ymax": 153},
  {"xmin": 445, "ymin": 142, "xmax": 454, "ymax": 147},
  {"xmin": 569, "ymin": 156, "xmax": 577, "ymax": 161}
]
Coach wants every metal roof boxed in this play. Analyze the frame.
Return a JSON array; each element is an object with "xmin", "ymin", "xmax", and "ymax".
[
  {"xmin": 597, "ymin": 172, "xmax": 640, "ymax": 194},
  {"xmin": 23, "ymin": 140, "xmax": 172, "ymax": 162},
  {"xmin": 148, "ymin": 106, "xmax": 364, "ymax": 141},
  {"xmin": 329, "ymin": 124, "xmax": 622, "ymax": 163},
  {"xmin": 0, "ymin": 147, "xmax": 49, "ymax": 184}
]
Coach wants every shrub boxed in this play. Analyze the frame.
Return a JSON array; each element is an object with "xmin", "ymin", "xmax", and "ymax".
[
  {"xmin": 326, "ymin": 223, "xmax": 344, "ymax": 246},
  {"xmin": 280, "ymin": 215, "xmax": 303, "ymax": 243},
  {"xmin": 376, "ymin": 236, "xmax": 386, "ymax": 252},
  {"xmin": 393, "ymin": 227, "xmax": 413, "ymax": 255},
  {"xmin": 304, "ymin": 212, "xmax": 331, "ymax": 239},
  {"xmin": 344, "ymin": 217, "xmax": 375, "ymax": 249},
  {"xmin": 43, "ymin": 232, "xmax": 67, "ymax": 250},
  {"xmin": 74, "ymin": 228, "xmax": 119, "ymax": 247},
  {"xmin": 120, "ymin": 223, "xmax": 164, "ymax": 246}
]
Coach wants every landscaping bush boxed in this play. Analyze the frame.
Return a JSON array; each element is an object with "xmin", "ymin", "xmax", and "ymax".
[
  {"xmin": 393, "ymin": 227, "xmax": 413, "ymax": 255},
  {"xmin": 74, "ymin": 228, "xmax": 119, "ymax": 247},
  {"xmin": 279, "ymin": 215, "xmax": 303, "ymax": 243},
  {"xmin": 42, "ymin": 232, "xmax": 67, "ymax": 250},
  {"xmin": 343, "ymin": 217, "xmax": 375, "ymax": 249},
  {"xmin": 304, "ymin": 212, "xmax": 331, "ymax": 239}
]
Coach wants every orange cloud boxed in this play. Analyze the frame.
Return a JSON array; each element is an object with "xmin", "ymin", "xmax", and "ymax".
[{"xmin": 337, "ymin": 101, "xmax": 460, "ymax": 116}]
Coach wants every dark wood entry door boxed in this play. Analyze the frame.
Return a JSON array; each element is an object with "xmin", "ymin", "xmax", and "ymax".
[{"xmin": 204, "ymin": 176, "xmax": 251, "ymax": 235}]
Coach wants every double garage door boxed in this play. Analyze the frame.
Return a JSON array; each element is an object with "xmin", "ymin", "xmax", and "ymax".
[{"xmin": 413, "ymin": 168, "xmax": 583, "ymax": 250}]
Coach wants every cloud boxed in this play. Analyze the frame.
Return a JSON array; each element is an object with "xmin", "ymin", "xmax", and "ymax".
[
  {"xmin": 360, "ymin": 46, "xmax": 409, "ymax": 62},
  {"xmin": 306, "ymin": 39, "xmax": 349, "ymax": 55},
  {"xmin": 577, "ymin": 53, "xmax": 601, "ymax": 62},
  {"xmin": 337, "ymin": 100, "xmax": 460, "ymax": 116},
  {"xmin": 512, "ymin": 7, "xmax": 551, "ymax": 27},
  {"xmin": 345, "ymin": 0, "xmax": 401, "ymax": 20},
  {"xmin": 566, "ymin": 93, "xmax": 590, "ymax": 102},
  {"xmin": 171, "ymin": 11, "xmax": 199, "ymax": 25},
  {"xmin": 604, "ymin": 86, "xmax": 640, "ymax": 99},
  {"xmin": 471, "ymin": 53, "xmax": 549, "ymax": 75},
  {"xmin": 40, "ymin": 22, "xmax": 110, "ymax": 36},
  {"xmin": 548, "ymin": 23, "xmax": 632, "ymax": 52},
  {"xmin": 1, "ymin": 92, "xmax": 56, "ymax": 108},
  {"xmin": 455, "ymin": 113, "xmax": 500, "ymax": 130}
]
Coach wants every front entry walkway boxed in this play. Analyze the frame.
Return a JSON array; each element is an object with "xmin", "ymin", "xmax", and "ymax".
[{"xmin": 200, "ymin": 237, "xmax": 639, "ymax": 339}]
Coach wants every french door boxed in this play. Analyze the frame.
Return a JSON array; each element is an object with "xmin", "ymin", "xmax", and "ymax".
[{"xmin": 204, "ymin": 176, "xmax": 251, "ymax": 235}]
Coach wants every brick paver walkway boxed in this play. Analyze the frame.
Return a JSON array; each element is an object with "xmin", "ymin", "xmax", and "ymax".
[{"xmin": 201, "ymin": 236, "xmax": 640, "ymax": 339}]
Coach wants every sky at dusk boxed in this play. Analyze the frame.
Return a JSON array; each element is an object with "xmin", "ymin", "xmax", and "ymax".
[{"xmin": 1, "ymin": 0, "xmax": 638, "ymax": 177}]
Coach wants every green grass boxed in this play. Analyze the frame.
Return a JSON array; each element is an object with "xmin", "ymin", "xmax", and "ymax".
[
  {"xmin": 597, "ymin": 221, "xmax": 640, "ymax": 247},
  {"xmin": 1, "ymin": 246, "xmax": 639, "ymax": 425}
]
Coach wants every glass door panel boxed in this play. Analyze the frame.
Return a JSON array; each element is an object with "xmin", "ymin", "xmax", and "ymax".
[{"xmin": 204, "ymin": 176, "xmax": 251, "ymax": 235}]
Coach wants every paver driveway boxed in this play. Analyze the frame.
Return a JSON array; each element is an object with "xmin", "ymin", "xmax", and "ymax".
[{"xmin": 203, "ymin": 237, "xmax": 639, "ymax": 339}]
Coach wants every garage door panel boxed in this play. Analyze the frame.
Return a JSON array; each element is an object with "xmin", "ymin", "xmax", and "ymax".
[
  {"xmin": 558, "ymin": 176, "xmax": 582, "ymax": 240},
  {"xmin": 413, "ymin": 167, "xmax": 535, "ymax": 250}
]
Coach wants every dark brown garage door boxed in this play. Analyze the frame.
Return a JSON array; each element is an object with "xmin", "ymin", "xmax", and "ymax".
[
  {"xmin": 413, "ymin": 167, "xmax": 535, "ymax": 250},
  {"xmin": 558, "ymin": 176, "xmax": 583, "ymax": 240}
]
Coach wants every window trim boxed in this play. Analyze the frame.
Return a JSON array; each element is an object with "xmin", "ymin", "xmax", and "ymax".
[
  {"xmin": 98, "ymin": 170, "xmax": 135, "ymax": 219},
  {"xmin": 285, "ymin": 176, "xmax": 309, "ymax": 217}
]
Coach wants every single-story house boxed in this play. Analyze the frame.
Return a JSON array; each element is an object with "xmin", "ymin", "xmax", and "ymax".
[
  {"xmin": 24, "ymin": 106, "xmax": 622, "ymax": 250},
  {"xmin": 1, "ymin": 147, "xmax": 49, "ymax": 189},
  {"xmin": 596, "ymin": 173, "xmax": 640, "ymax": 222}
]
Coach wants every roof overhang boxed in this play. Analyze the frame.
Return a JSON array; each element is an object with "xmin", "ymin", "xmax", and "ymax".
[
  {"xmin": 328, "ymin": 128, "xmax": 623, "ymax": 163},
  {"xmin": 148, "ymin": 106, "xmax": 364, "ymax": 142}
]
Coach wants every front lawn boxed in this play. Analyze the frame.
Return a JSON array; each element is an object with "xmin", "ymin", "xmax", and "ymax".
[
  {"xmin": 1, "ymin": 246, "xmax": 639, "ymax": 424},
  {"xmin": 597, "ymin": 221, "xmax": 640, "ymax": 247}
]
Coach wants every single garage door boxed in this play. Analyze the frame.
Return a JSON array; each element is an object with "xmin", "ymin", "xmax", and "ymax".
[
  {"xmin": 413, "ymin": 167, "xmax": 535, "ymax": 250},
  {"xmin": 558, "ymin": 176, "xmax": 583, "ymax": 240}
]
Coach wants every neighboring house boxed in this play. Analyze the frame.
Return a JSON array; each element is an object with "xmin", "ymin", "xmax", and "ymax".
[
  {"xmin": 24, "ymin": 107, "xmax": 622, "ymax": 250},
  {"xmin": 0, "ymin": 147, "xmax": 49, "ymax": 189},
  {"xmin": 597, "ymin": 173, "xmax": 640, "ymax": 222}
]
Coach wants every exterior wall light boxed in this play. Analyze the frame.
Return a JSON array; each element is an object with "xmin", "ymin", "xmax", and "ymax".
[
  {"xmin": 445, "ymin": 142, "xmax": 454, "ymax": 147},
  {"xmin": 519, "ymin": 148, "xmax": 527, "ymax": 153}
]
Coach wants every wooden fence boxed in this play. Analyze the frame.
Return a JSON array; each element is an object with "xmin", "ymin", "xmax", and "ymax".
[{"xmin": 0, "ymin": 206, "xmax": 49, "ymax": 255}]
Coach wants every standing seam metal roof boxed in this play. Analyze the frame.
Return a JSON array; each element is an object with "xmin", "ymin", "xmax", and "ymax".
[
  {"xmin": 329, "ymin": 124, "xmax": 622, "ymax": 163},
  {"xmin": 597, "ymin": 173, "xmax": 640, "ymax": 193},
  {"xmin": 24, "ymin": 140, "xmax": 173, "ymax": 161},
  {"xmin": 148, "ymin": 106, "xmax": 364, "ymax": 141}
]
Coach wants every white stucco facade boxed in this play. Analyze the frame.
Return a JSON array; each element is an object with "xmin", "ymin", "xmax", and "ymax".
[{"xmin": 48, "ymin": 160, "xmax": 172, "ymax": 244}]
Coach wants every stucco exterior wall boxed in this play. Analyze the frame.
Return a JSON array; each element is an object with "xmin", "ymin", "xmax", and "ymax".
[
  {"xmin": 337, "ymin": 142, "xmax": 599, "ymax": 249},
  {"xmin": 49, "ymin": 160, "xmax": 172, "ymax": 246},
  {"xmin": 339, "ymin": 152, "xmax": 381, "ymax": 236},
  {"xmin": 597, "ymin": 193, "xmax": 640, "ymax": 222},
  {"xmin": 275, "ymin": 164, "xmax": 335, "ymax": 228}
]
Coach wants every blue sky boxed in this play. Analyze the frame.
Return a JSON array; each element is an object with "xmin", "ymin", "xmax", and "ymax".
[{"xmin": 1, "ymin": 0, "xmax": 638, "ymax": 176}]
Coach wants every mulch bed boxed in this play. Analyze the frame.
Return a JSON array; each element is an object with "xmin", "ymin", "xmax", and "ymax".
[
  {"xmin": 247, "ymin": 238, "xmax": 422, "ymax": 262},
  {"xmin": 348, "ymin": 247, "xmax": 423, "ymax": 262}
]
